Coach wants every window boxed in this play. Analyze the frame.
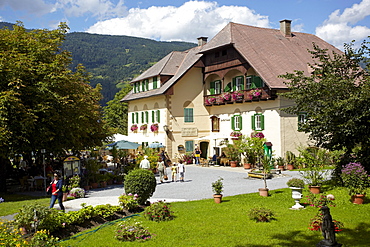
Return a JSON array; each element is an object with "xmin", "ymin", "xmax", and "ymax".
[
  {"xmin": 298, "ymin": 112, "xmax": 307, "ymax": 131},
  {"xmin": 134, "ymin": 82, "xmax": 140, "ymax": 93},
  {"xmin": 231, "ymin": 114, "xmax": 242, "ymax": 130},
  {"xmin": 185, "ymin": 141, "xmax": 194, "ymax": 152},
  {"xmin": 246, "ymin": 76, "xmax": 252, "ymax": 89},
  {"xmin": 222, "ymin": 50, "xmax": 227, "ymax": 56},
  {"xmin": 153, "ymin": 77, "xmax": 158, "ymax": 89},
  {"xmin": 184, "ymin": 108, "xmax": 193, "ymax": 123},
  {"xmin": 233, "ymin": 76, "xmax": 244, "ymax": 91},
  {"xmin": 252, "ymin": 113, "xmax": 264, "ymax": 131},
  {"xmin": 211, "ymin": 116, "xmax": 220, "ymax": 132},
  {"xmin": 210, "ymin": 80, "xmax": 221, "ymax": 95}
]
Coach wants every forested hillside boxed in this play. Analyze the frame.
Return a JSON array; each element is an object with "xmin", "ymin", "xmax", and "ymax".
[{"xmin": 0, "ymin": 22, "xmax": 196, "ymax": 105}]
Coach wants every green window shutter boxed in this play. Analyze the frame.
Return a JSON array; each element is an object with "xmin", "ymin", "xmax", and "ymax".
[
  {"xmin": 240, "ymin": 77, "xmax": 244, "ymax": 90},
  {"xmin": 251, "ymin": 75, "xmax": 257, "ymax": 89},
  {"xmin": 232, "ymin": 77, "xmax": 236, "ymax": 91},
  {"xmin": 238, "ymin": 115, "xmax": 243, "ymax": 130},
  {"xmin": 156, "ymin": 110, "xmax": 160, "ymax": 123},
  {"xmin": 145, "ymin": 80, "xmax": 149, "ymax": 91},
  {"xmin": 133, "ymin": 84, "xmax": 137, "ymax": 93},
  {"xmin": 231, "ymin": 116, "xmax": 235, "ymax": 130},
  {"xmin": 184, "ymin": 108, "xmax": 193, "ymax": 122},
  {"xmin": 185, "ymin": 141, "xmax": 194, "ymax": 152},
  {"xmin": 210, "ymin": 81, "xmax": 215, "ymax": 95},
  {"xmin": 153, "ymin": 77, "xmax": 157, "ymax": 89},
  {"xmin": 151, "ymin": 111, "xmax": 155, "ymax": 123},
  {"xmin": 224, "ymin": 82, "xmax": 231, "ymax": 92},
  {"xmin": 251, "ymin": 115, "xmax": 256, "ymax": 130},
  {"xmin": 131, "ymin": 113, "xmax": 134, "ymax": 124},
  {"xmin": 141, "ymin": 112, "xmax": 144, "ymax": 123},
  {"xmin": 135, "ymin": 112, "xmax": 139, "ymax": 123},
  {"xmin": 145, "ymin": 111, "xmax": 149, "ymax": 123},
  {"xmin": 252, "ymin": 76, "xmax": 263, "ymax": 88}
]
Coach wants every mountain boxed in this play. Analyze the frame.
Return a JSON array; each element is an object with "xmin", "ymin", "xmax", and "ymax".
[{"xmin": 0, "ymin": 22, "xmax": 197, "ymax": 105}]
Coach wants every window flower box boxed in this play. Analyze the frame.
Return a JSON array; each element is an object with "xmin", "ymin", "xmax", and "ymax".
[
  {"xmin": 230, "ymin": 131, "xmax": 242, "ymax": 138},
  {"xmin": 206, "ymin": 96, "xmax": 217, "ymax": 105},
  {"xmin": 140, "ymin": 124, "xmax": 147, "ymax": 130},
  {"xmin": 222, "ymin": 92, "xmax": 231, "ymax": 101},
  {"xmin": 150, "ymin": 123, "xmax": 159, "ymax": 132},
  {"xmin": 232, "ymin": 91, "xmax": 244, "ymax": 101},
  {"xmin": 130, "ymin": 124, "xmax": 138, "ymax": 132},
  {"xmin": 251, "ymin": 131, "xmax": 265, "ymax": 139}
]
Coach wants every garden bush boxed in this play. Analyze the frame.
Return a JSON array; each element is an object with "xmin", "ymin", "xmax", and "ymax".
[
  {"xmin": 115, "ymin": 219, "xmax": 153, "ymax": 242},
  {"xmin": 248, "ymin": 207, "xmax": 276, "ymax": 222},
  {"xmin": 118, "ymin": 193, "xmax": 139, "ymax": 212},
  {"xmin": 124, "ymin": 169, "xmax": 156, "ymax": 204},
  {"xmin": 143, "ymin": 201, "xmax": 174, "ymax": 222}
]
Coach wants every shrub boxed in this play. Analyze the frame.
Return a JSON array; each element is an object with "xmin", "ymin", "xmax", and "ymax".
[
  {"xmin": 94, "ymin": 204, "xmax": 121, "ymax": 219},
  {"xmin": 309, "ymin": 211, "xmax": 343, "ymax": 232},
  {"xmin": 30, "ymin": 229, "xmax": 59, "ymax": 247},
  {"xmin": 248, "ymin": 207, "xmax": 275, "ymax": 222},
  {"xmin": 115, "ymin": 219, "xmax": 153, "ymax": 242},
  {"xmin": 14, "ymin": 203, "xmax": 55, "ymax": 233},
  {"xmin": 68, "ymin": 187, "xmax": 85, "ymax": 198},
  {"xmin": 0, "ymin": 221, "xmax": 26, "ymax": 246},
  {"xmin": 143, "ymin": 201, "xmax": 174, "ymax": 222},
  {"xmin": 286, "ymin": 178, "xmax": 305, "ymax": 188},
  {"xmin": 124, "ymin": 169, "xmax": 156, "ymax": 204},
  {"xmin": 118, "ymin": 193, "xmax": 139, "ymax": 212}
]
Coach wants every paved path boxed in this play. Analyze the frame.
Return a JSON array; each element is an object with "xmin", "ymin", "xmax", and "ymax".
[{"xmin": 1, "ymin": 165, "xmax": 301, "ymax": 220}]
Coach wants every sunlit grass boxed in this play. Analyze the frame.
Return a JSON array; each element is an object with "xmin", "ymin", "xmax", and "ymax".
[
  {"xmin": 59, "ymin": 187, "xmax": 370, "ymax": 247},
  {"xmin": 0, "ymin": 193, "xmax": 50, "ymax": 216}
]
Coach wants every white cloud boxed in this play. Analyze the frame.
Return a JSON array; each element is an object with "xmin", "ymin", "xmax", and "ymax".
[
  {"xmin": 56, "ymin": 0, "xmax": 127, "ymax": 20},
  {"xmin": 316, "ymin": 0, "xmax": 370, "ymax": 49},
  {"xmin": 1, "ymin": 0, "xmax": 54, "ymax": 16},
  {"xmin": 86, "ymin": 1, "xmax": 270, "ymax": 42}
]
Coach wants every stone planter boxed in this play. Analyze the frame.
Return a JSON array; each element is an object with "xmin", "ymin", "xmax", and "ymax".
[{"xmin": 289, "ymin": 187, "xmax": 304, "ymax": 209}]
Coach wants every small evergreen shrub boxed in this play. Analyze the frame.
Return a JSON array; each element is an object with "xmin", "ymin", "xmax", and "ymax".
[
  {"xmin": 124, "ymin": 169, "xmax": 156, "ymax": 204},
  {"xmin": 118, "ymin": 193, "xmax": 139, "ymax": 212},
  {"xmin": 115, "ymin": 219, "xmax": 153, "ymax": 242},
  {"xmin": 248, "ymin": 207, "xmax": 275, "ymax": 222},
  {"xmin": 143, "ymin": 201, "xmax": 174, "ymax": 222},
  {"xmin": 286, "ymin": 178, "xmax": 305, "ymax": 188}
]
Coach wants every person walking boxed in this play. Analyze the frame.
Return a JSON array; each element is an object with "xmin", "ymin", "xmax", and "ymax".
[
  {"xmin": 49, "ymin": 172, "xmax": 65, "ymax": 211},
  {"xmin": 139, "ymin": 155, "xmax": 151, "ymax": 169},
  {"xmin": 194, "ymin": 148, "xmax": 201, "ymax": 165},
  {"xmin": 171, "ymin": 161, "xmax": 178, "ymax": 182},
  {"xmin": 156, "ymin": 157, "xmax": 165, "ymax": 183},
  {"xmin": 178, "ymin": 160, "xmax": 185, "ymax": 182}
]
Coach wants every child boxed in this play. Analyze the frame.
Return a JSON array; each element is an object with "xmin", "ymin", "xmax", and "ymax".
[
  {"xmin": 178, "ymin": 160, "xmax": 185, "ymax": 182},
  {"xmin": 171, "ymin": 162, "xmax": 178, "ymax": 182}
]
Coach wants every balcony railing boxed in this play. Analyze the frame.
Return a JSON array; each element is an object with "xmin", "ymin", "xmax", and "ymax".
[{"xmin": 204, "ymin": 88, "xmax": 276, "ymax": 106}]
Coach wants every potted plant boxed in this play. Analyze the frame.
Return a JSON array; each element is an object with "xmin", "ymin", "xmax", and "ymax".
[
  {"xmin": 150, "ymin": 123, "xmax": 159, "ymax": 132},
  {"xmin": 130, "ymin": 124, "xmax": 138, "ymax": 132},
  {"xmin": 224, "ymin": 143, "xmax": 240, "ymax": 167},
  {"xmin": 287, "ymin": 178, "xmax": 305, "ymax": 209},
  {"xmin": 297, "ymin": 147, "xmax": 330, "ymax": 194},
  {"xmin": 285, "ymin": 151, "xmax": 296, "ymax": 170},
  {"xmin": 258, "ymin": 155, "xmax": 271, "ymax": 197},
  {"xmin": 212, "ymin": 177, "xmax": 224, "ymax": 203},
  {"xmin": 238, "ymin": 135, "xmax": 266, "ymax": 169},
  {"xmin": 140, "ymin": 124, "xmax": 147, "ymax": 131},
  {"xmin": 341, "ymin": 162, "xmax": 370, "ymax": 204},
  {"xmin": 276, "ymin": 157, "xmax": 285, "ymax": 171}
]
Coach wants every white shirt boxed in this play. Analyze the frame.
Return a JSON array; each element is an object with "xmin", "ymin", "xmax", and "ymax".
[{"xmin": 139, "ymin": 158, "xmax": 150, "ymax": 169}]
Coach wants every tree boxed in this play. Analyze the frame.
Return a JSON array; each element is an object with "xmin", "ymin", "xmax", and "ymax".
[
  {"xmin": 103, "ymin": 84, "xmax": 132, "ymax": 134},
  {"xmin": 0, "ymin": 22, "xmax": 110, "ymax": 192},
  {"xmin": 279, "ymin": 40, "xmax": 370, "ymax": 170}
]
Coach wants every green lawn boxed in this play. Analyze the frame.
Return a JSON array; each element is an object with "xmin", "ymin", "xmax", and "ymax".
[
  {"xmin": 0, "ymin": 193, "xmax": 50, "ymax": 216},
  {"xmin": 57, "ymin": 187, "xmax": 370, "ymax": 247}
]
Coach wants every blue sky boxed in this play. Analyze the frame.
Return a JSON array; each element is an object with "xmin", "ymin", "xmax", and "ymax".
[{"xmin": 1, "ymin": 0, "xmax": 369, "ymax": 49}]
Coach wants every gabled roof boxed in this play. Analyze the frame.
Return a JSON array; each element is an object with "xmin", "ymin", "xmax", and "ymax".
[
  {"xmin": 200, "ymin": 22, "xmax": 343, "ymax": 89},
  {"xmin": 122, "ymin": 46, "xmax": 203, "ymax": 101},
  {"xmin": 122, "ymin": 21, "xmax": 343, "ymax": 101}
]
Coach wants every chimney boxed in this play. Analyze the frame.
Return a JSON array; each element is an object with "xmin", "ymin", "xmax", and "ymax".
[
  {"xmin": 279, "ymin": 19, "xmax": 292, "ymax": 37},
  {"xmin": 197, "ymin": 37, "xmax": 208, "ymax": 46}
]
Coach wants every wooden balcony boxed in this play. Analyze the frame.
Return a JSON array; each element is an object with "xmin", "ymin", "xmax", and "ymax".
[{"xmin": 204, "ymin": 88, "xmax": 277, "ymax": 106}]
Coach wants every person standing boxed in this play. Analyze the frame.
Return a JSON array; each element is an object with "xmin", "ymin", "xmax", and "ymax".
[
  {"xmin": 139, "ymin": 156, "xmax": 151, "ymax": 169},
  {"xmin": 171, "ymin": 162, "xmax": 178, "ymax": 182},
  {"xmin": 195, "ymin": 148, "xmax": 201, "ymax": 165},
  {"xmin": 178, "ymin": 160, "xmax": 185, "ymax": 182},
  {"xmin": 49, "ymin": 173, "xmax": 65, "ymax": 211},
  {"xmin": 156, "ymin": 157, "xmax": 165, "ymax": 183}
]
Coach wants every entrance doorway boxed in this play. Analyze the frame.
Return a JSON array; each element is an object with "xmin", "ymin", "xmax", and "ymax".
[{"xmin": 199, "ymin": 142, "xmax": 209, "ymax": 159}]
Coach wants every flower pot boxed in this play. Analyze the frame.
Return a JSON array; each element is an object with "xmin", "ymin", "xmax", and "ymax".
[
  {"xmin": 213, "ymin": 194, "xmax": 223, "ymax": 203},
  {"xmin": 62, "ymin": 192, "xmax": 68, "ymax": 202},
  {"xmin": 351, "ymin": 194, "xmax": 365, "ymax": 204},
  {"xmin": 91, "ymin": 182, "xmax": 99, "ymax": 189},
  {"xmin": 289, "ymin": 187, "xmax": 304, "ymax": 209},
  {"xmin": 309, "ymin": 185, "xmax": 321, "ymax": 194},
  {"xmin": 230, "ymin": 161, "xmax": 238, "ymax": 167},
  {"xmin": 287, "ymin": 164, "xmax": 294, "ymax": 170},
  {"xmin": 278, "ymin": 165, "xmax": 285, "ymax": 171},
  {"xmin": 100, "ymin": 181, "xmax": 107, "ymax": 188},
  {"xmin": 258, "ymin": 188, "xmax": 269, "ymax": 197},
  {"xmin": 244, "ymin": 163, "xmax": 251, "ymax": 169}
]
